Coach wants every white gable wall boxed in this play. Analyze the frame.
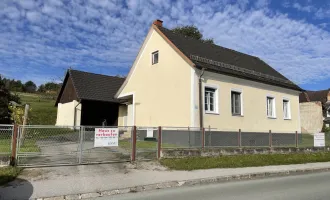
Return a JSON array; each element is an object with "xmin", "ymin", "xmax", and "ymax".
[{"xmin": 118, "ymin": 28, "xmax": 192, "ymax": 127}]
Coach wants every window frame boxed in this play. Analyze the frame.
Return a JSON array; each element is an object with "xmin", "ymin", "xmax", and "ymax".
[
  {"xmin": 204, "ymin": 84, "xmax": 219, "ymax": 114},
  {"xmin": 266, "ymin": 95, "xmax": 276, "ymax": 118},
  {"xmin": 282, "ymin": 98, "xmax": 291, "ymax": 120},
  {"xmin": 231, "ymin": 88, "xmax": 243, "ymax": 116},
  {"xmin": 152, "ymin": 51, "xmax": 159, "ymax": 65}
]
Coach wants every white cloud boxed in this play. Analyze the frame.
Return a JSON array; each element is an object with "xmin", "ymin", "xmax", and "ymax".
[
  {"xmin": 0, "ymin": 0, "xmax": 329, "ymax": 86},
  {"xmin": 26, "ymin": 11, "xmax": 42, "ymax": 23}
]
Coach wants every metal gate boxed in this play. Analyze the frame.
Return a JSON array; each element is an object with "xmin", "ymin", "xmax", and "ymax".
[
  {"xmin": 16, "ymin": 125, "xmax": 133, "ymax": 167},
  {"xmin": 0, "ymin": 124, "xmax": 14, "ymax": 165}
]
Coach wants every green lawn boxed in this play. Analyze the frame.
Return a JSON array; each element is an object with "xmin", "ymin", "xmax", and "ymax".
[
  {"xmin": 0, "ymin": 167, "xmax": 22, "ymax": 185},
  {"xmin": 161, "ymin": 152, "xmax": 330, "ymax": 170},
  {"xmin": 17, "ymin": 92, "xmax": 57, "ymax": 125}
]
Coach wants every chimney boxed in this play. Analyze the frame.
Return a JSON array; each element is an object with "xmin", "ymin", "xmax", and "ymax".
[{"xmin": 153, "ymin": 19, "xmax": 163, "ymax": 27}]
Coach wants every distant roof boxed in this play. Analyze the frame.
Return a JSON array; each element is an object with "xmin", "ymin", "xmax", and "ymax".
[
  {"xmin": 156, "ymin": 26, "xmax": 302, "ymax": 91},
  {"xmin": 56, "ymin": 69, "xmax": 125, "ymax": 105},
  {"xmin": 299, "ymin": 89, "xmax": 330, "ymax": 104}
]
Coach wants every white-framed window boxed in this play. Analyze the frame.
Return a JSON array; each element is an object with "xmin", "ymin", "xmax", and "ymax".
[
  {"xmin": 204, "ymin": 86, "xmax": 218, "ymax": 114},
  {"xmin": 231, "ymin": 90, "xmax": 243, "ymax": 116},
  {"xmin": 152, "ymin": 51, "xmax": 159, "ymax": 64},
  {"xmin": 267, "ymin": 96, "xmax": 276, "ymax": 118},
  {"xmin": 283, "ymin": 99, "xmax": 291, "ymax": 119}
]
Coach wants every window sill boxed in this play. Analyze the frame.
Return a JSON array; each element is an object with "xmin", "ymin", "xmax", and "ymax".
[
  {"xmin": 267, "ymin": 116, "xmax": 277, "ymax": 119},
  {"xmin": 284, "ymin": 118, "xmax": 291, "ymax": 120},
  {"xmin": 232, "ymin": 114, "xmax": 244, "ymax": 117},
  {"xmin": 205, "ymin": 111, "xmax": 219, "ymax": 115}
]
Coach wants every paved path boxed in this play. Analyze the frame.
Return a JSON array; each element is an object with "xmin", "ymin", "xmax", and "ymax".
[
  {"xmin": 98, "ymin": 172, "xmax": 330, "ymax": 200},
  {"xmin": 1, "ymin": 162, "xmax": 330, "ymax": 199}
]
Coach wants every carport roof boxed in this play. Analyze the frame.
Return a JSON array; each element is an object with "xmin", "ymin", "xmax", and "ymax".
[{"xmin": 56, "ymin": 69, "xmax": 125, "ymax": 105}]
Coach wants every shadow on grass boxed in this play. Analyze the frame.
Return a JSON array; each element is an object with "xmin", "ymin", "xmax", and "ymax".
[{"xmin": 0, "ymin": 167, "xmax": 33, "ymax": 200}]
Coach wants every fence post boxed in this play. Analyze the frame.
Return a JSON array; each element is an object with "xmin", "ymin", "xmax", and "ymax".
[
  {"xmin": 295, "ymin": 131, "xmax": 298, "ymax": 148},
  {"xmin": 131, "ymin": 126, "xmax": 137, "ymax": 162},
  {"xmin": 208, "ymin": 125, "xmax": 211, "ymax": 147},
  {"xmin": 269, "ymin": 130, "xmax": 272, "ymax": 148},
  {"xmin": 78, "ymin": 126, "xmax": 84, "ymax": 164},
  {"xmin": 157, "ymin": 126, "xmax": 162, "ymax": 159},
  {"xmin": 202, "ymin": 128, "xmax": 205, "ymax": 149},
  {"xmin": 10, "ymin": 124, "xmax": 18, "ymax": 166},
  {"xmin": 238, "ymin": 129, "xmax": 241, "ymax": 148},
  {"xmin": 188, "ymin": 126, "xmax": 191, "ymax": 148}
]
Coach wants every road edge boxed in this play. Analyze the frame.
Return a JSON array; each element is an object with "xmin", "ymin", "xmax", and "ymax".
[{"xmin": 36, "ymin": 167, "xmax": 330, "ymax": 200}]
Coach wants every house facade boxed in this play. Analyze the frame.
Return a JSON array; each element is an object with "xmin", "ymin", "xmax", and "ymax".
[
  {"xmin": 299, "ymin": 89, "xmax": 330, "ymax": 133},
  {"xmin": 116, "ymin": 20, "xmax": 302, "ymax": 133},
  {"xmin": 55, "ymin": 69, "xmax": 124, "ymax": 127}
]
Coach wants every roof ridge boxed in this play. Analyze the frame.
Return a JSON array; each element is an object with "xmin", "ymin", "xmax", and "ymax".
[
  {"xmin": 69, "ymin": 69, "xmax": 125, "ymax": 80},
  {"xmin": 159, "ymin": 26, "xmax": 258, "ymax": 59}
]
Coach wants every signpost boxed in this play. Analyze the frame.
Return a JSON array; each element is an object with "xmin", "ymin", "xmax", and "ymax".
[
  {"xmin": 94, "ymin": 128, "xmax": 119, "ymax": 147},
  {"xmin": 314, "ymin": 132, "xmax": 325, "ymax": 147}
]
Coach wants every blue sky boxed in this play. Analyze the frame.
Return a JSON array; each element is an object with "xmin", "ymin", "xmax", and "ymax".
[{"xmin": 1, "ymin": 0, "xmax": 329, "ymax": 91}]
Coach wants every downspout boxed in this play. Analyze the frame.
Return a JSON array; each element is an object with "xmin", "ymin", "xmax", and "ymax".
[
  {"xmin": 74, "ymin": 100, "xmax": 81, "ymax": 127},
  {"xmin": 198, "ymin": 68, "xmax": 205, "ymax": 129}
]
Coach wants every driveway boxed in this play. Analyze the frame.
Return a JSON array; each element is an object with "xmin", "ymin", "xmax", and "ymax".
[{"xmin": 17, "ymin": 131, "xmax": 131, "ymax": 166}]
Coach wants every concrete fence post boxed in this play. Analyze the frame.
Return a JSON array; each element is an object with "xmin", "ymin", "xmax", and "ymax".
[
  {"xmin": 131, "ymin": 126, "xmax": 137, "ymax": 162},
  {"xmin": 10, "ymin": 124, "xmax": 18, "ymax": 166},
  {"xmin": 157, "ymin": 126, "xmax": 162, "ymax": 159},
  {"xmin": 269, "ymin": 130, "xmax": 272, "ymax": 148}
]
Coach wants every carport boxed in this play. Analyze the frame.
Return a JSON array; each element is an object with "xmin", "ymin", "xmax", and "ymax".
[{"xmin": 55, "ymin": 69, "xmax": 125, "ymax": 126}]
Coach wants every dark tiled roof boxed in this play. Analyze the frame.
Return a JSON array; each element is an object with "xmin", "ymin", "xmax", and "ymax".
[
  {"xmin": 299, "ymin": 89, "xmax": 330, "ymax": 104},
  {"xmin": 157, "ymin": 26, "xmax": 302, "ymax": 91},
  {"xmin": 57, "ymin": 69, "xmax": 125, "ymax": 104}
]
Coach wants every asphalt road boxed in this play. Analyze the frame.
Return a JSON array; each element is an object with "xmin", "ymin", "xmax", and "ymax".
[{"xmin": 96, "ymin": 172, "xmax": 330, "ymax": 200}]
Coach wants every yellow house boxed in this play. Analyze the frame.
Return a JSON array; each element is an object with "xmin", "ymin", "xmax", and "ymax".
[{"xmin": 115, "ymin": 20, "xmax": 303, "ymax": 133}]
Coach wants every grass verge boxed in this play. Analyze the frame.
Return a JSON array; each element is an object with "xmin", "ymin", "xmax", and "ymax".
[
  {"xmin": 0, "ymin": 166, "xmax": 22, "ymax": 185},
  {"xmin": 160, "ymin": 152, "xmax": 330, "ymax": 170}
]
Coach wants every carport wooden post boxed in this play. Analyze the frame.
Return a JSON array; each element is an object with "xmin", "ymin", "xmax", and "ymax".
[
  {"xmin": 157, "ymin": 126, "xmax": 162, "ymax": 159},
  {"xmin": 131, "ymin": 126, "xmax": 137, "ymax": 162},
  {"xmin": 10, "ymin": 124, "xmax": 18, "ymax": 166},
  {"xmin": 269, "ymin": 130, "xmax": 272, "ymax": 148}
]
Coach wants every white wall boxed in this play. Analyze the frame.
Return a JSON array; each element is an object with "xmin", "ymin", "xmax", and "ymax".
[
  {"xmin": 300, "ymin": 102, "xmax": 323, "ymax": 133},
  {"xmin": 56, "ymin": 100, "xmax": 81, "ymax": 127}
]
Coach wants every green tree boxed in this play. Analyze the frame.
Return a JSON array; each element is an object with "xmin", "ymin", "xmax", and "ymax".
[
  {"xmin": 0, "ymin": 76, "xmax": 11, "ymax": 124},
  {"xmin": 44, "ymin": 82, "xmax": 61, "ymax": 92},
  {"xmin": 38, "ymin": 84, "xmax": 46, "ymax": 93},
  {"xmin": 171, "ymin": 25, "xmax": 214, "ymax": 44},
  {"xmin": 24, "ymin": 81, "xmax": 37, "ymax": 93}
]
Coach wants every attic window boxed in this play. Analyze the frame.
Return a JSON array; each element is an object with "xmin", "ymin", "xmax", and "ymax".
[{"xmin": 152, "ymin": 51, "xmax": 159, "ymax": 65}]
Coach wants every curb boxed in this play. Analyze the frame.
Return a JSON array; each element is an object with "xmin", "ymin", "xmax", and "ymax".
[{"xmin": 35, "ymin": 167, "xmax": 330, "ymax": 200}]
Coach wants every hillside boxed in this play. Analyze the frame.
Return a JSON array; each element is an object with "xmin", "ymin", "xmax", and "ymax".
[{"xmin": 17, "ymin": 93, "xmax": 57, "ymax": 125}]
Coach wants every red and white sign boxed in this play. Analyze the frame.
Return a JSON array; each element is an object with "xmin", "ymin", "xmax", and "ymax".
[{"xmin": 94, "ymin": 128, "xmax": 119, "ymax": 147}]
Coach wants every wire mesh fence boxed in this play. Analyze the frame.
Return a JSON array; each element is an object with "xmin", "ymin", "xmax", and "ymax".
[
  {"xmin": 16, "ymin": 125, "xmax": 81, "ymax": 166},
  {"xmin": 16, "ymin": 125, "xmax": 134, "ymax": 166},
  {"xmin": 161, "ymin": 127, "xmax": 203, "ymax": 148},
  {"xmin": 136, "ymin": 127, "xmax": 158, "ymax": 160},
  {"xmin": 6, "ymin": 124, "xmax": 329, "ymax": 166},
  {"xmin": 0, "ymin": 124, "xmax": 14, "ymax": 165}
]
